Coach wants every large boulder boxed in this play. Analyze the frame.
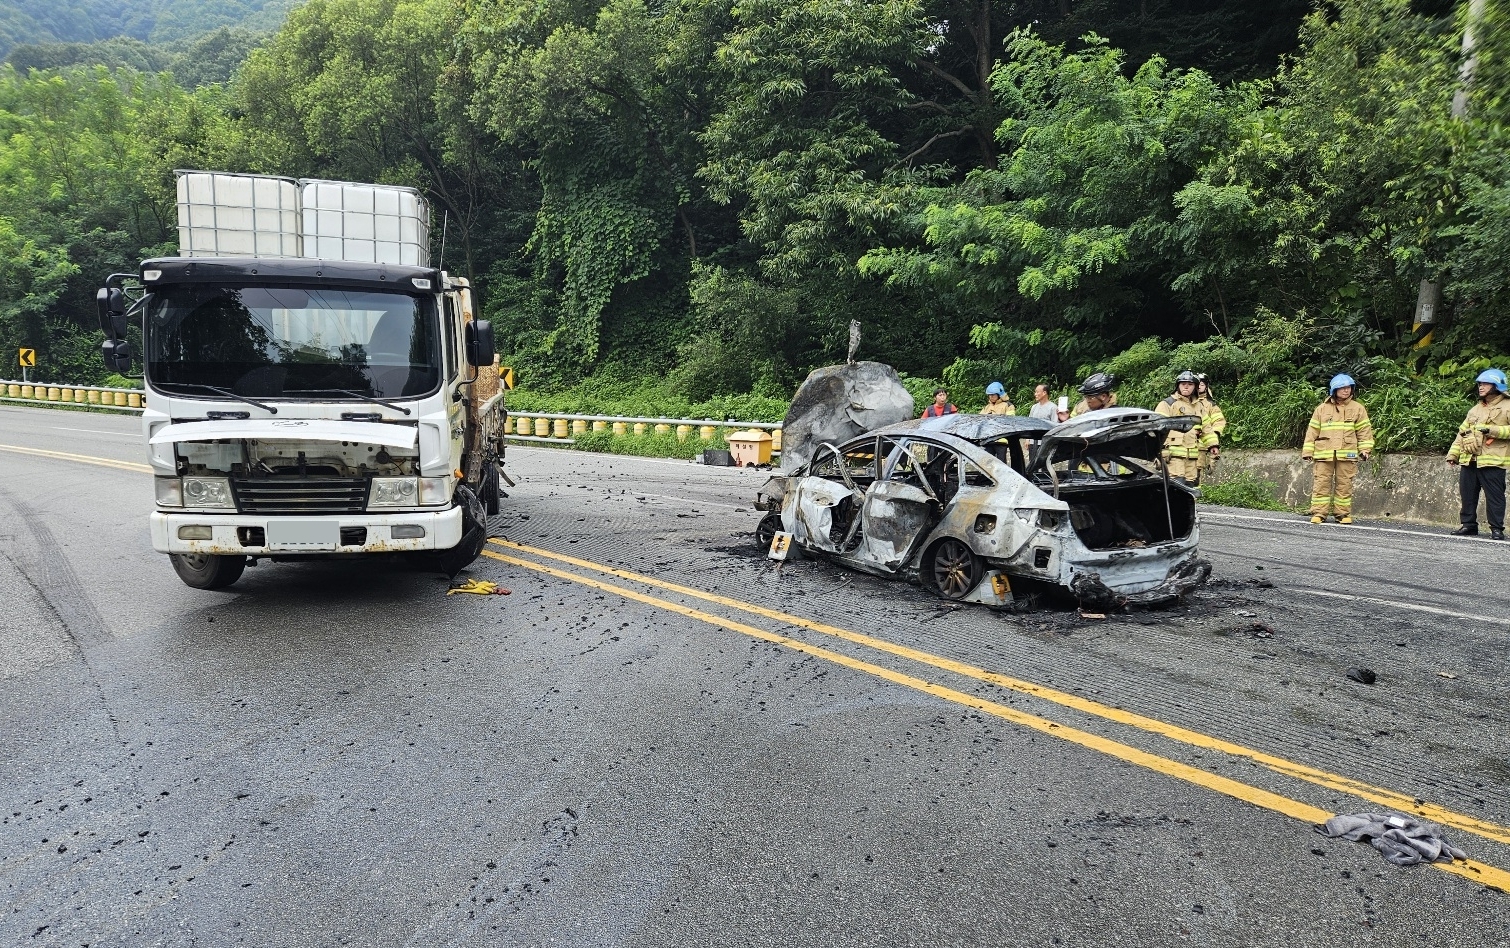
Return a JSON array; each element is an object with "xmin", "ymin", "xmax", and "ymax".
[{"xmin": 779, "ymin": 362, "xmax": 916, "ymax": 473}]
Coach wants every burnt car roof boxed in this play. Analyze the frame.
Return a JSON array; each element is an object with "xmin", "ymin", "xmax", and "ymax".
[{"xmin": 873, "ymin": 413, "xmax": 1053, "ymax": 442}]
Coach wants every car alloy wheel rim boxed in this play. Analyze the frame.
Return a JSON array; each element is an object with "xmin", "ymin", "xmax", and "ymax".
[{"xmin": 933, "ymin": 540, "xmax": 975, "ymax": 598}]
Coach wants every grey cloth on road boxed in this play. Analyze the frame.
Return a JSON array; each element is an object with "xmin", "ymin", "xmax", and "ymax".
[{"xmin": 1317, "ymin": 812, "xmax": 1467, "ymax": 867}]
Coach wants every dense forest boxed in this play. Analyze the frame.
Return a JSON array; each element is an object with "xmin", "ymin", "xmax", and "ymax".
[
  {"xmin": 1, "ymin": 0, "xmax": 1507, "ymax": 452},
  {"xmin": 0, "ymin": 0, "xmax": 294, "ymax": 57}
]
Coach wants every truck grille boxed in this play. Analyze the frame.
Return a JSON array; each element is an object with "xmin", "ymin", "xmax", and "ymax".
[{"xmin": 229, "ymin": 477, "xmax": 370, "ymax": 515}]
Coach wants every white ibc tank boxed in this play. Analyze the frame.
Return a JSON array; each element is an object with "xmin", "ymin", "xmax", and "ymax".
[
  {"xmin": 176, "ymin": 171, "xmax": 302, "ymax": 257},
  {"xmin": 300, "ymin": 179, "xmax": 430, "ymax": 266}
]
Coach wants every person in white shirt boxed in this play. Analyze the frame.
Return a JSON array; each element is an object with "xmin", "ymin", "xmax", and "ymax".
[{"xmin": 1028, "ymin": 384, "xmax": 1058, "ymax": 422}]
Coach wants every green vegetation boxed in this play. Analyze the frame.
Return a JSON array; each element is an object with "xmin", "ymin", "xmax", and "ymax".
[
  {"xmin": 1198, "ymin": 469, "xmax": 1301, "ymax": 513},
  {"xmin": 2, "ymin": 0, "xmax": 1507, "ymax": 460},
  {"xmin": 0, "ymin": 1, "xmax": 293, "ymax": 58}
]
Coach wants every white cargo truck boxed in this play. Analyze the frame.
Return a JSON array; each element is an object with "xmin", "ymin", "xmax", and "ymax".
[{"xmin": 98, "ymin": 171, "xmax": 508, "ymax": 589}]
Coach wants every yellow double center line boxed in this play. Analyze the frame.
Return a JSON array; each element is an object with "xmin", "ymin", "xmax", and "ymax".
[
  {"xmin": 484, "ymin": 538, "xmax": 1510, "ymax": 892},
  {"xmin": 11, "ymin": 444, "xmax": 1507, "ymax": 890},
  {"xmin": 0, "ymin": 443, "xmax": 152, "ymax": 474}
]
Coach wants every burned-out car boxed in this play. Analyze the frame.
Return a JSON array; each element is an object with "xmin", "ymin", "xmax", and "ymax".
[{"xmin": 754, "ymin": 408, "xmax": 1211, "ymax": 607}]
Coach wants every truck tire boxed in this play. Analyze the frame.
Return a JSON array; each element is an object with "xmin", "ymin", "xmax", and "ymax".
[
  {"xmin": 170, "ymin": 553, "xmax": 247, "ymax": 590},
  {"xmin": 480, "ymin": 461, "xmax": 501, "ymax": 516},
  {"xmin": 435, "ymin": 484, "xmax": 489, "ymax": 577}
]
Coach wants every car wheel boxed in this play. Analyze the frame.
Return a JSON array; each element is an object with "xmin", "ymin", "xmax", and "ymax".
[
  {"xmin": 929, "ymin": 539, "xmax": 980, "ymax": 600},
  {"xmin": 755, "ymin": 512, "xmax": 783, "ymax": 552},
  {"xmin": 170, "ymin": 552, "xmax": 247, "ymax": 590}
]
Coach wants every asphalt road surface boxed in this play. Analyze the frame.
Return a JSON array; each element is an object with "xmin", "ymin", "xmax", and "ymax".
[{"xmin": 3, "ymin": 403, "xmax": 1508, "ymax": 947}]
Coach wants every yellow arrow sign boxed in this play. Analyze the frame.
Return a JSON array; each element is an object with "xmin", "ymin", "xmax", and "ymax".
[
  {"xmin": 501, "ymin": 366, "xmax": 516, "ymax": 390},
  {"xmin": 18, "ymin": 348, "xmax": 35, "ymax": 367}
]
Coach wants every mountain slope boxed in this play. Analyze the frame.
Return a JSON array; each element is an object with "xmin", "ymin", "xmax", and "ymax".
[{"xmin": 0, "ymin": 0, "xmax": 296, "ymax": 58}]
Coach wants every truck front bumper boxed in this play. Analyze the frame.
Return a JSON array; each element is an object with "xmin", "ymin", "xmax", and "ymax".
[{"xmin": 150, "ymin": 507, "xmax": 465, "ymax": 555}]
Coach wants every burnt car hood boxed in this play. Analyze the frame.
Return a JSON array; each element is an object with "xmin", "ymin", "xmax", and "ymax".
[{"xmin": 1028, "ymin": 408, "xmax": 1195, "ymax": 469}]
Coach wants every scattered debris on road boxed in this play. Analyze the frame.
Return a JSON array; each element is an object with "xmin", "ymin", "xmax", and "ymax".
[
  {"xmin": 1346, "ymin": 667, "xmax": 1377, "ymax": 685},
  {"xmin": 1316, "ymin": 812, "xmax": 1467, "ymax": 866},
  {"xmin": 447, "ymin": 579, "xmax": 511, "ymax": 596},
  {"xmin": 1438, "ymin": 671, "xmax": 1459, "ymax": 680}
]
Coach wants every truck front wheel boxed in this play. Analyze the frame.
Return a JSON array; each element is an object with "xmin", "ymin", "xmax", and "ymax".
[{"xmin": 170, "ymin": 553, "xmax": 247, "ymax": 590}]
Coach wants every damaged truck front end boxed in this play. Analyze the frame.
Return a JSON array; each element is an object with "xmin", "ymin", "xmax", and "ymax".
[{"xmin": 103, "ymin": 256, "xmax": 506, "ymax": 590}]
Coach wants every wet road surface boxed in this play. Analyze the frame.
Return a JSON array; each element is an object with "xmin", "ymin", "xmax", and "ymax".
[{"xmin": 3, "ymin": 403, "xmax": 1508, "ymax": 947}]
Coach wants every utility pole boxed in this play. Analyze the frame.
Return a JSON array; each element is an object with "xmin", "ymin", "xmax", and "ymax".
[
  {"xmin": 1416, "ymin": 0, "xmax": 1487, "ymax": 356},
  {"xmin": 1452, "ymin": 0, "xmax": 1487, "ymax": 119}
]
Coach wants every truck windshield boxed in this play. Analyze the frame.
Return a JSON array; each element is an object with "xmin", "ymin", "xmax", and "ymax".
[{"xmin": 146, "ymin": 284, "xmax": 441, "ymax": 400}]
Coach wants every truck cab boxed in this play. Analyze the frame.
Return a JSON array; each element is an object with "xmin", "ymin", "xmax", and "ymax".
[{"xmin": 99, "ymin": 255, "xmax": 504, "ymax": 589}]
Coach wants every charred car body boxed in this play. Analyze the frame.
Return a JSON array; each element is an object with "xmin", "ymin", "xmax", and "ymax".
[{"xmin": 755, "ymin": 409, "xmax": 1211, "ymax": 607}]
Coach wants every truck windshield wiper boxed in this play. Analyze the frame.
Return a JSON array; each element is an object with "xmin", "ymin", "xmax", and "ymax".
[
  {"xmin": 285, "ymin": 389, "xmax": 412, "ymax": 415},
  {"xmin": 161, "ymin": 383, "xmax": 278, "ymax": 415}
]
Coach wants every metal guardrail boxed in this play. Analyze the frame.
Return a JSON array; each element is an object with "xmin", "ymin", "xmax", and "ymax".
[
  {"xmin": 1, "ymin": 379, "xmax": 144, "ymax": 412},
  {"xmin": 0, "ymin": 384, "xmax": 784, "ymax": 449},
  {"xmin": 505, "ymin": 410, "xmax": 782, "ymax": 450}
]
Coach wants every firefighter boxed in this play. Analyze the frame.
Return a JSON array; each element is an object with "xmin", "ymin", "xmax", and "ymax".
[
  {"xmin": 1194, "ymin": 374, "xmax": 1227, "ymax": 481},
  {"xmin": 981, "ymin": 381, "xmax": 1016, "ymax": 415},
  {"xmin": 1302, "ymin": 374, "xmax": 1373, "ymax": 524},
  {"xmin": 1446, "ymin": 368, "xmax": 1510, "ymax": 540},
  {"xmin": 1068, "ymin": 372, "xmax": 1117, "ymax": 419},
  {"xmin": 1155, "ymin": 371, "xmax": 1217, "ymax": 485}
]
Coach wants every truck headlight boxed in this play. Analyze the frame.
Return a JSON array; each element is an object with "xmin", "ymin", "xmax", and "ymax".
[
  {"xmin": 418, "ymin": 476, "xmax": 451, "ymax": 506},
  {"xmin": 156, "ymin": 476, "xmax": 184, "ymax": 507},
  {"xmin": 182, "ymin": 476, "xmax": 234, "ymax": 509},
  {"xmin": 369, "ymin": 477, "xmax": 419, "ymax": 507}
]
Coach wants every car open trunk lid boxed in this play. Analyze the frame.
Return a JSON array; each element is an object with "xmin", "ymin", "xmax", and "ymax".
[{"xmin": 1027, "ymin": 407, "xmax": 1196, "ymax": 471}]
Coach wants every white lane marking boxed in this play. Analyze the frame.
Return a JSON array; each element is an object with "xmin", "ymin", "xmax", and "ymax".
[
  {"xmin": 51, "ymin": 426, "xmax": 137, "ymax": 436},
  {"xmin": 1201, "ymin": 510, "xmax": 1504, "ymax": 546},
  {"xmin": 632, "ymin": 490, "xmax": 745, "ymax": 510},
  {"xmin": 1291, "ymin": 586, "xmax": 1510, "ymax": 627}
]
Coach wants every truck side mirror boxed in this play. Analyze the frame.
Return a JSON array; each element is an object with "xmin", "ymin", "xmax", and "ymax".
[
  {"xmin": 465, "ymin": 320, "xmax": 495, "ymax": 368},
  {"xmin": 102, "ymin": 338, "xmax": 133, "ymax": 373},
  {"xmin": 96, "ymin": 287, "xmax": 126, "ymax": 339}
]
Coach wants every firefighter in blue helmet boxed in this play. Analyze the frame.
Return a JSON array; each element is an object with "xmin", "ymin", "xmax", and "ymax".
[
  {"xmin": 981, "ymin": 381, "xmax": 1015, "ymax": 416},
  {"xmin": 1447, "ymin": 368, "xmax": 1510, "ymax": 540},
  {"xmin": 1303, "ymin": 374, "xmax": 1374, "ymax": 524}
]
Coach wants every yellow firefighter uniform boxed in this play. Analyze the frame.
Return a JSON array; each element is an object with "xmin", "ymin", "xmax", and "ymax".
[
  {"xmin": 1155, "ymin": 393, "xmax": 1208, "ymax": 483},
  {"xmin": 1194, "ymin": 394, "xmax": 1226, "ymax": 477},
  {"xmin": 1446, "ymin": 392, "xmax": 1510, "ymax": 467},
  {"xmin": 980, "ymin": 399, "xmax": 1016, "ymax": 416},
  {"xmin": 1303, "ymin": 398, "xmax": 1374, "ymax": 520}
]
